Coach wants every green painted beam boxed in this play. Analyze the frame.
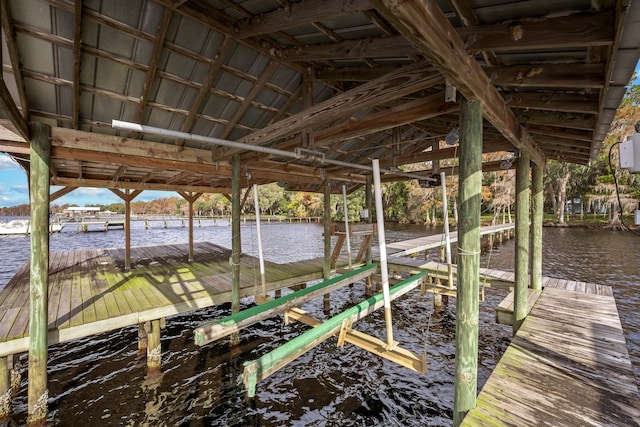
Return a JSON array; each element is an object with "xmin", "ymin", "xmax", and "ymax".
[
  {"xmin": 193, "ymin": 263, "xmax": 377, "ymax": 346},
  {"xmin": 242, "ymin": 270, "xmax": 427, "ymax": 397}
]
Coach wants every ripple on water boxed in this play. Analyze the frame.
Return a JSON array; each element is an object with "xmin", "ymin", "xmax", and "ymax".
[{"xmin": 0, "ymin": 223, "xmax": 638, "ymax": 425}]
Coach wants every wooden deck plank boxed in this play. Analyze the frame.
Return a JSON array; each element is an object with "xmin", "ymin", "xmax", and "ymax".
[
  {"xmin": 463, "ymin": 285, "xmax": 640, "ymax": 427},
  {"xmin": 69, "ymin": 273, "xmax": 84, "ymax": 327},
  {"xmin": 0, "ymin": 308, "xmax": 20, "ymax": 342}
]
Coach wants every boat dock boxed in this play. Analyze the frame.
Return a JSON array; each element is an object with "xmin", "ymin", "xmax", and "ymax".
[
  {"xmin": 0, "ymin": 242, "xmax": 343, "ymax": 358},
  {"xmin": 462, "ymin": 282, "xmax": 640, "ymax": 426},
  {"xmin": 382, "ymin": 223, "xmax": 514, "ymax": 257}
]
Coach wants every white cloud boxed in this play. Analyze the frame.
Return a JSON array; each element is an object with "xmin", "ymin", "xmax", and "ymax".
[{"xmin": 0, "ymin": 154, "xmax": 21, "ymax": 171}]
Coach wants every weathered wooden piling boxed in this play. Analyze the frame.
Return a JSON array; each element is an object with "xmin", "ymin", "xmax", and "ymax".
[
  {"xmin": 514, "ymin": 152, "xmax": 531, "ymax": 335},
  {"xmin": 147, "ymin": 320, "xmax": 161, "ymax": 370},
  {"xmin": 453, "ymin": 98, "xmax": 482, "ymax": 427},
  {"xmin": 27, "ymin": 122, "xmax": 51, "ymax": 424},
  {"xmin": 0, "ymin": 356, "xmax": 9, "ymax": 418},
  {"xmin": 231, "ymin": 156, "xmax": 241, "ymax": 345},
  {"xmin": 531, "ymin": 162, "xmax": 544, "ymax": 291},
  {"xmin": 323, "ymin": 180, "xmax": 332, "ymax": 312}
]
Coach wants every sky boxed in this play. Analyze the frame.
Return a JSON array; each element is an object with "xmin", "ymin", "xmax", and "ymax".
[{"xmin": 0, "ymin": 154, "xmax": 167, "ymax": 207}]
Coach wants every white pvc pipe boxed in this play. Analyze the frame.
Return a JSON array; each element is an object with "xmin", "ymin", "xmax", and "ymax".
[
  {"xmin": 253, "ymin": 184, "xmax": 267, "ymax": 297},
  {"xmin": 111, "ymin": 120, "xmax": 438, "ymax": 182},
  {"xmin": 342, "ymin": 184, "xmax": 352, "ymax": 269},
  {"xmin": 372, "ymin": 159, "xmax": 394, "ymax": 348}
]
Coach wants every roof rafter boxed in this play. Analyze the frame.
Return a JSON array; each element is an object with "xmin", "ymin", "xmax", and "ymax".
[
  {"xmin": 131, "ymin": 5, "xmax": 173, "ymax": 138},
  {"xmin": 72, "ymin": 0, "xmax": 82, "ymax": 129},
  {"xmin": 0, "ymin": 0, "xmax": 29, "ymax": 140},
  {"xmin": 371, "ymin": 0, "xmax": 544, "ymax": 165},
  {"xmin": 458, "ymin": 10, "xmax": 614, "ymax": 53},
  {"xmin": 217, "ymin": 62, "xmax": 444, "ymax": 159},
  {"xmin": 234, "ymin": 0, "xmax": 373, "ymax": 39}
]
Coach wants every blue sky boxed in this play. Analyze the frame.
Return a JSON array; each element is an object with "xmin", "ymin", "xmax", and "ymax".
[{"xmin": 0, "ymin": 154, "xmax": 167, "ymax": 207}]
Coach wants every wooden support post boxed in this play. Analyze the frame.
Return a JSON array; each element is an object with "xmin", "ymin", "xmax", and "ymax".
[
  {"xmin": 453, "ymin": 98, "xmax": 482, "ymax": 427},
  {"xmin": 0, "ymin": 356, "xmax": 9, "ymax": 418},
  {"xmin": 231, "ymin": 156, "xmax": 241, "ymax": 345},
  {"xmin": 27, "ymin": 122, "xmax": 51, "ymax": 424},
  {"xmin": 146, "ymin": 319, "xmax": 161, "ymax": 370},
  {"xmin": 178, "ymin": 191, "xmax": 202, "ymax": 263},
  {"xmin": 365, "ymin": 175, "xmax": 374, "ymax": 297},
  {"xmin": 514, "ymin": 152, "xmax": 531, "ymax": 334},
  {"xmin": 125, "ymin": 196, "xmax": 131, "ymax": 269},
  {"xmin": 531, "ymin": 161, "xmax": 544, "ymax": 291},
  {"xmin": 110, "ymin": 189, "xmax": 142, "ymax": 270},
  {"xmin": 138, "ymin": 322, "xmax": 148, "ymax": 352},
  {"xmin": 323, "ymin": 180, "xmax": 332, "ymax": 313}
]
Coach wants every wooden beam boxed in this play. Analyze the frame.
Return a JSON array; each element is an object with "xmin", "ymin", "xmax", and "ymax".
[
  {"xmin": 516, "ymin": 111, "xmax": 596, "ymax": 131},
  {"xmin": 0, "ymin": 79, "xmax": 28, "ymax": 141},
  {"xmin": 220, "ymin": 61, "xmax": 280, "ymax": 139},
  {"xmin": 314, "ymin": 92, "xmax": 459, "ymax": 145},
  {"xmin": 504, "ymin": 91, "xmax": 599, "ymax": 114},
  {"xmin": 287, "ymin": 11, "xmax": 613, "ymax": 63},
  {"xmin": 446, "ymin": 0, "xmax": 499, "ymax": 66},
  {"xmin": 458, "ymin": 10, "xmax": 614, "ymax": 52},
  {"xmin": 51, "ymin": 176, "xmax": 230, "ymax": 194},
  {"xmin": 487, "ymin": 64, "xmax": 605, "ymax": 88},
  {"xmin": 527, "ymin": 125, "xmax": 593, "ymax": 142},
  {"xmin": 235, "ymin": 0, "xmax": 373, "ymax": 38},
  {"xmin": 72, "ymin": 0, "xmax": 83, "ymax": 129},
  {"xmin": 285, "ymin": 35, "xmax": 415, "ymax": 62},
  {"xmin": 218, "ymin": 62, "xmax": 443, "ymax": 159},
  {"xmin": 50, "ymin": 186, "xmax": 76, "ymax": 202},
  {"xmin": 0, "ymin": 0, "xmax": 29, "ymax": 132},
  {"xmin": 131, "ymin": 6, "xmax": 173, "ymax": 138},
  {"xmin": 176, "ymin": 36, "xmax": 234, "ymax": 146},
  {"xmin": 371, "ymin": 0, "xmax": 544, "ymax": 165},
  {"xmin": 316, "ymin": 66, "xmax": 403, "ymax": 82}
]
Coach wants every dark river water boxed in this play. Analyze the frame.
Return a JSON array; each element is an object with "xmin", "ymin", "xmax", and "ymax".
[{"xmin": 0, "ymin": 219, "xmax": 638, "ymax": 426}]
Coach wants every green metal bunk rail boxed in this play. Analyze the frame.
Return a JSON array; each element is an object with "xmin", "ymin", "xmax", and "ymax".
[
  {"xmin": 193, "ymin": 263, "xmax": 378, "ymax": 346},
  {"xmin": 242, "ymin": 270, "xmax": 428, "ymax": 397}
]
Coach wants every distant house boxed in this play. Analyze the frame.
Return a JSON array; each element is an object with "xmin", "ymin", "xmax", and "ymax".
[{"xmin": 62, "ymin": 206, "xmax": 101, "ymax": 218}]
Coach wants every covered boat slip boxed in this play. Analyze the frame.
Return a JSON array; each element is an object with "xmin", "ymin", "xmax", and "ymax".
[
  {"xmin": 462, "ymin": 283, "xmax": 640, "ymax": 426},
  {"xmin": 0, "ymin": 0, "xmax": 639, "ymax": 424},
  {"xmin": 0, "ymin": 241, "xmax": 358, "ymax": 357}
]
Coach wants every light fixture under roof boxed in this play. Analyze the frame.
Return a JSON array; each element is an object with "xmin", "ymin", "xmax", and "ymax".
[{"xmin": 445, "ymin": 127, "xmax": 459, "ymax": 145}]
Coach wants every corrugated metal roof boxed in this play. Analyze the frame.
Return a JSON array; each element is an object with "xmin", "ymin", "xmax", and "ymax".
[{"xmin": 0, "ymin": 0, "xmax": 637, "ymax": 194}]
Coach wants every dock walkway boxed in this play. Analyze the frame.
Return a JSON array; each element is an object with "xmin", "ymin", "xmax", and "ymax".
[
  {"xmin": 0, "ymin": 242, "xmax": 341, "ymax": 357},
  {"xmin": 462, "ymin": 282, "xmax": 640, "ymax": 426},
  {"xmin": 379, "ymin": 223, "xmax": 514, "ymax": 257}
]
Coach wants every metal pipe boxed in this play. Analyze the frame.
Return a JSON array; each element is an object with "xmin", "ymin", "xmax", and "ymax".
[
  {"xmin": 372, "ymin": 159, "xmax": 395, "ymax": 348},
  {"xmin": 253, "ymin": 184, "xmax": 267, "ymax": 298},
  {"xmin": 342, "ymin": 184, "xmax": 352, "ymax": 269},
  {"xmin": 111, "ymin": 120, "xmax": 437, "ymax": 182}
]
